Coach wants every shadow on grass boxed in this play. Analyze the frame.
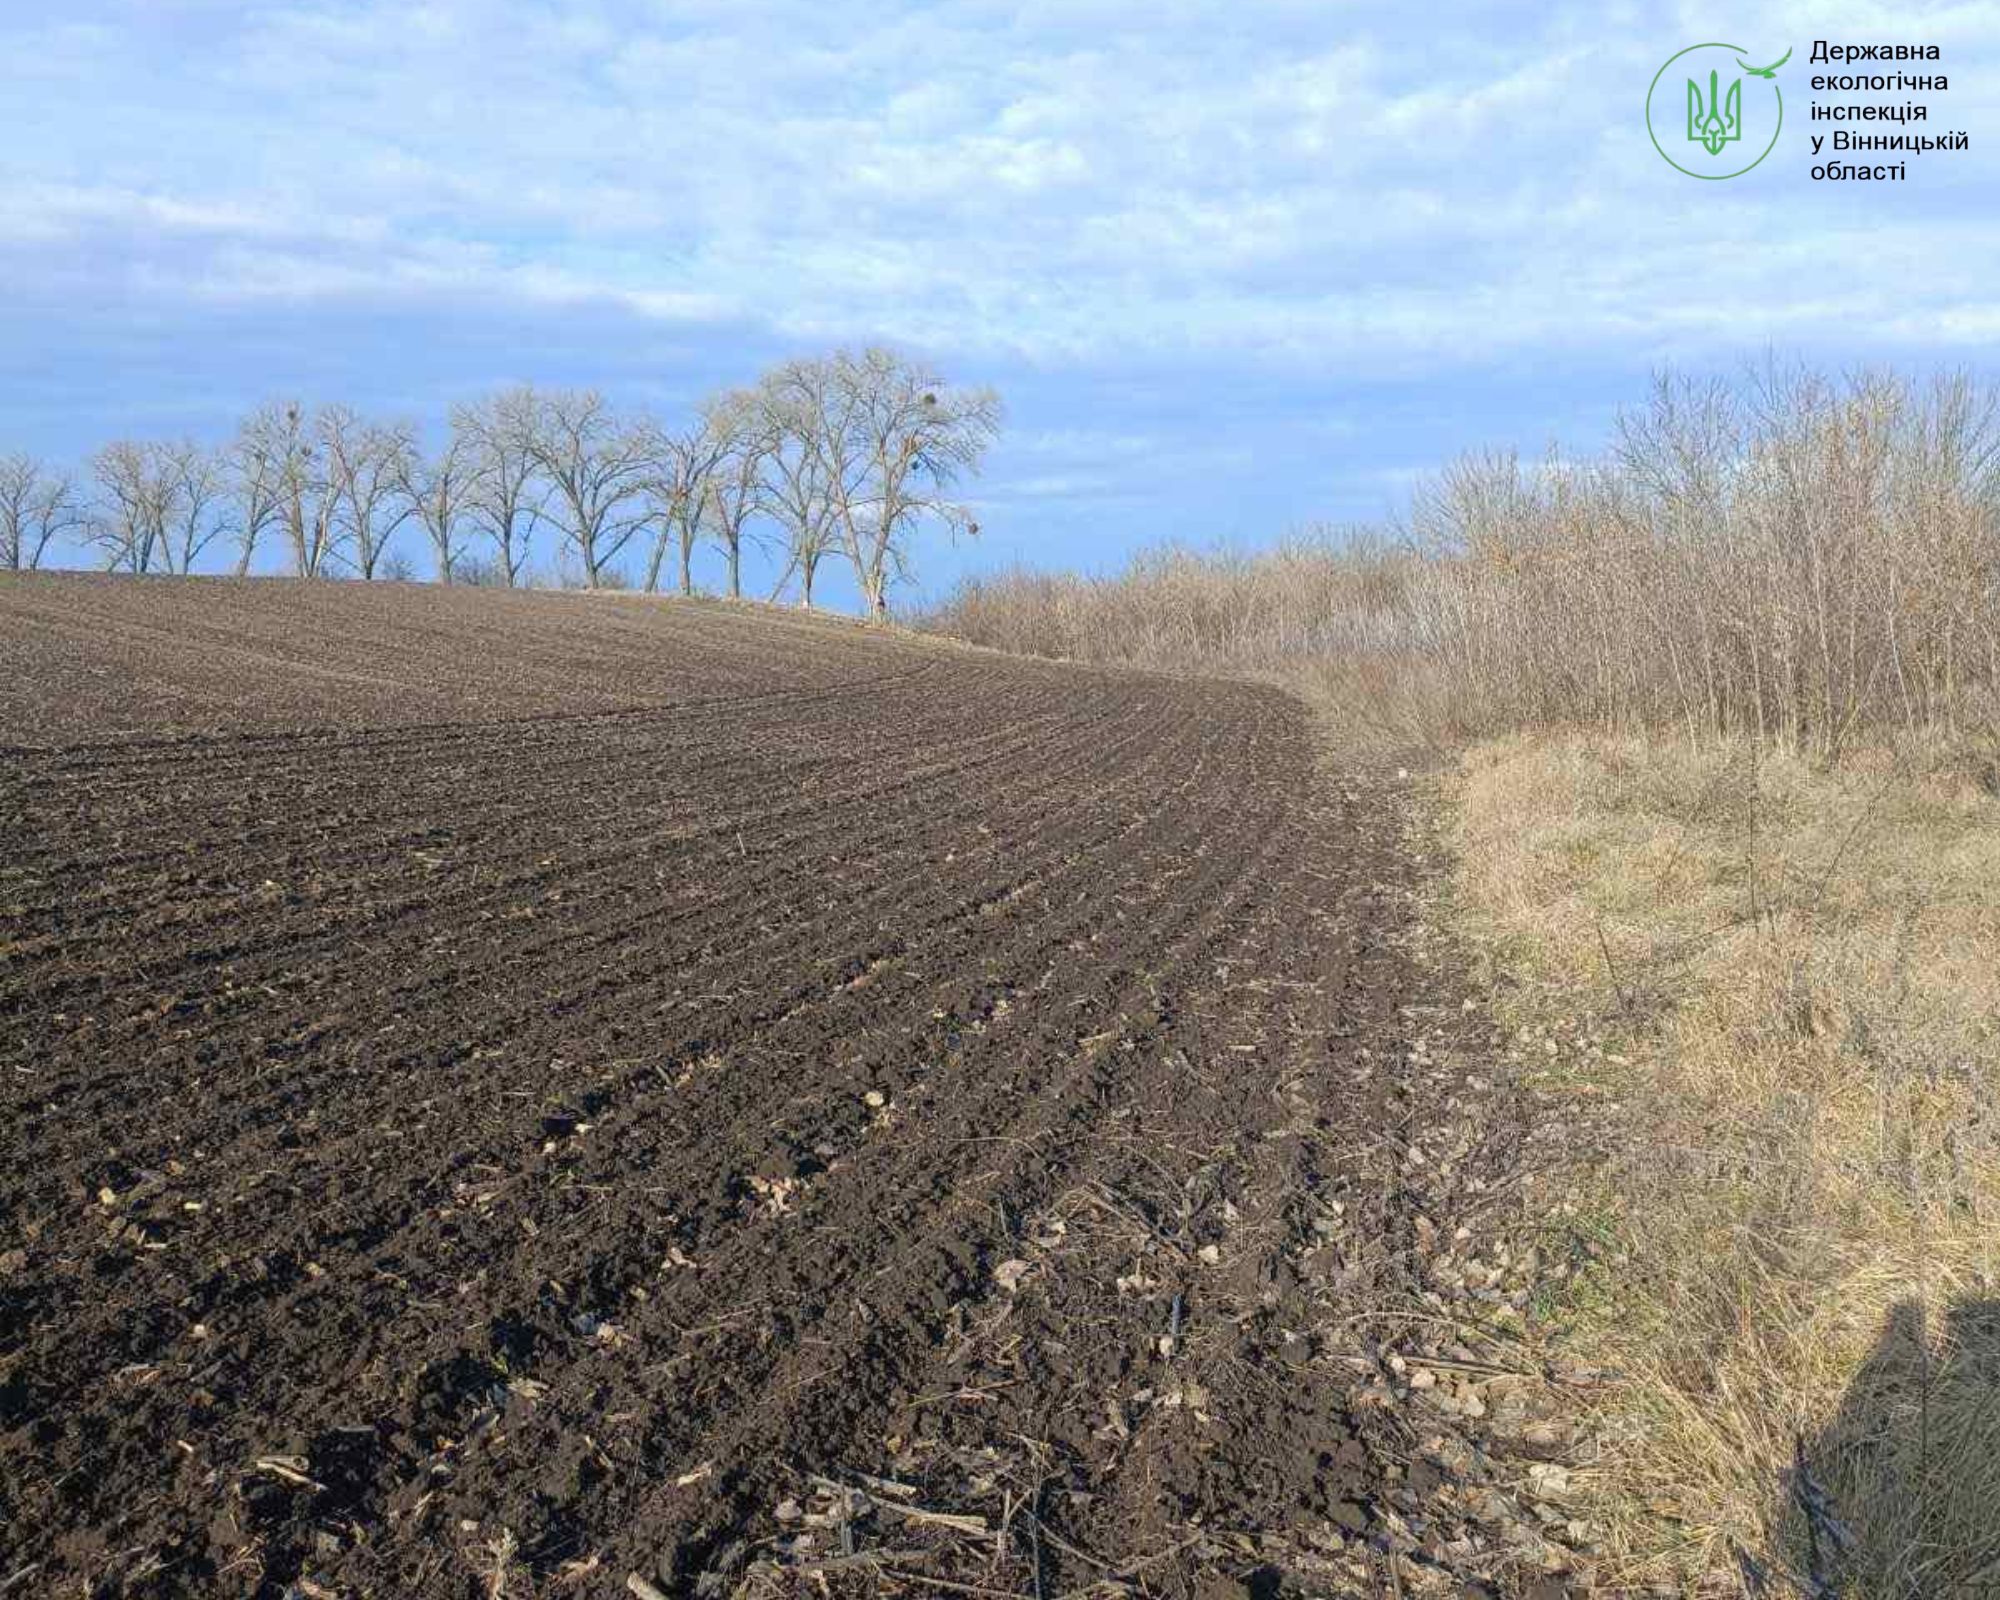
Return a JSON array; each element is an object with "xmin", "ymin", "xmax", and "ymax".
[{"xmin": 1746, "ymin": 1298, "xmax": 2000, "ymax": 1599}]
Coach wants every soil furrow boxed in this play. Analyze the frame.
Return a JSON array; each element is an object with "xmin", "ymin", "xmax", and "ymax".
[{"xmin": 0, "ymin": 578, "xmax": 1464, "ymax": 1600}]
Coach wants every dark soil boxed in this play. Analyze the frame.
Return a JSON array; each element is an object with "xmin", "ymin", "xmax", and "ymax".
[{"xmin": 0, "ymin": 576, "xmax": 1570, "ymax": 1599}]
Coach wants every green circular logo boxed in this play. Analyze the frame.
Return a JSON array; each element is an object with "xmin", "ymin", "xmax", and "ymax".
[{"xmin": 1647, "ymin": 42, "xmax": 1786, "ymax": 179}]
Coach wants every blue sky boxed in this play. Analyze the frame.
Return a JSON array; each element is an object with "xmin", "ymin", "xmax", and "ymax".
[{"xmin": 3, "ymin": 0, "xmax": 1997, "ymax": 606}]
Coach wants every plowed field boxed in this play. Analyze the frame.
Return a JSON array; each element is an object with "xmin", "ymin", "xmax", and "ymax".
[{"xmin": 0, "ymin": 576, "xmax": 1524, "ymax": 1599}]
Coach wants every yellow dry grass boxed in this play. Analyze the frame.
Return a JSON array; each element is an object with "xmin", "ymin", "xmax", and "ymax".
[{"xmin": 1447, "ymin": 733, "xmax": 2000, "ymax": 1596}]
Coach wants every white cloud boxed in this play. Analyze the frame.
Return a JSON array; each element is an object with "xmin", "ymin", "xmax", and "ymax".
[{"xmin": 1, "ymin": 0, "xmax": 1998, "ymax": 376}]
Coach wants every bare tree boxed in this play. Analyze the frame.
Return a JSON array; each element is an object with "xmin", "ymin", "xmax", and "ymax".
[
  {"xmin": 395, "ymin": 430, "xmax": 471, "ymax": 582},
  {"xmin": 164, "ymin": 442, "xmax": 227, "ymax": 574},
  {"xmin": 321, "ymin": 408, "xmax": 415, "ymax": 580},
  {"xmin": 754, "ymin": 359, "xmax": 852, "ymax": 609},
  {"xmin": 641, "ymin": 415, "xmax": 729, "ymax": 596},
  {"xmin": 526, "ymin": 390, "xmax": 651, "ymax": 588},
  {"xmin": 91, "ymin": 441, "xmax": 179, "ymax": 574},
  {"xmin": 228, "ymin": 405, "xmax": 293, "ymax": 576},
  {"xmin": 455, "ymin": 388, "xmax": 543, "ymax": 587},
  {"xmin": 698, "ymin": 389, "xmax": 771, "ymax": 600},
  {"xmin": 829, "ymin": 348, "xmax": 1000, "ymax": 619},
  {"xmin": 0, "ymin": 454, "xmax": 83, "ymax": 571},
  {"xmin": 5, "ymin": 350, "xmax": 1000, "ymax": 600},
  {"xmin": 251, "ymin": 402, "xmax": 341, "ymax": 577}
]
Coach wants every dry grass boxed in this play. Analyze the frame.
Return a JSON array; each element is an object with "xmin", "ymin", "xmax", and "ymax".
[{"xmin": 1449, "ymin": 733, "xmax": 2000, "ymax": 1596}]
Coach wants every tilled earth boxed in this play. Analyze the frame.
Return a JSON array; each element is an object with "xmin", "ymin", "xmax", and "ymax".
[{"xmin": 1, "ymin": 577, "xmax": 1575, "ymax": 1600}]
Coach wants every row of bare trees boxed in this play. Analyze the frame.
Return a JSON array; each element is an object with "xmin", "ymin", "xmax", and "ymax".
[
  {"xmin": 928, "ymin": 366, "xmax": 2000, "ymax": 758},
  {"xmin": 2, "ymin": 348, "xmax": 1002, "ymax": 612}
]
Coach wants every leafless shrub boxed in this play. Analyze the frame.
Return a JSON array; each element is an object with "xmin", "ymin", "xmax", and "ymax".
[
  {"xmin": 448, "ymin": 552, "xmax": 511, "ymax": 588},
  {"xmin": 924, "ymin": 532, "xmax": 1461, "ymax": 747},
  {"xmin": 926, "ymin": 367, "xmax": 2000, "ymax": 758}
]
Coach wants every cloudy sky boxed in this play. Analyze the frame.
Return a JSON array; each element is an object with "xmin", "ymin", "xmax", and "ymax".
[{"xmin": 3, "ymin": 0, "xmax": 1996, "ymax": 602}]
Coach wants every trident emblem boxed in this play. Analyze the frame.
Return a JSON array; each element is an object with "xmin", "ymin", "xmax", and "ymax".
[{"xmin": 1687, "ymin": 68, "xmax": 1742, "ymax": 155}]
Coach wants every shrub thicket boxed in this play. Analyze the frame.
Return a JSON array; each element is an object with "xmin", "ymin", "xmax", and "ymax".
[{"xmin": 929, "ymin": 368, "xmax": 2000, "ymax": 759}]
